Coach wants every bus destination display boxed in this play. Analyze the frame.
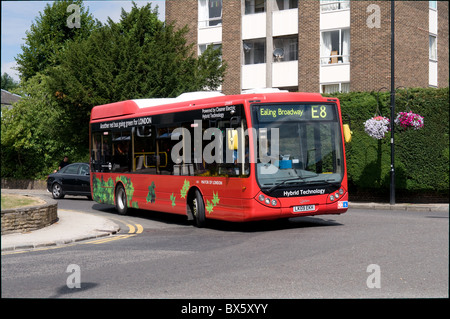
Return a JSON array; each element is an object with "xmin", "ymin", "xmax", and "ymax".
[{"xmin": 257, "ymin": 104, "xmax": 335, "ymax": 122}]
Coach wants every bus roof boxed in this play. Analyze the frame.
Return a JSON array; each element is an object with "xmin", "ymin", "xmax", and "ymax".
[
  {"xmin": 132, "ymin": 91, "xmax": 225, "ymax": 108},
  {"xmin": 90, "ymin": 90, "xmax": 329, "ymax": 121}
]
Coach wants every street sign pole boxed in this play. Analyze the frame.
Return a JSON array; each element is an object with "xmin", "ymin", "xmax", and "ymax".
[{"xmin": 390, "ymin": 0, "xmax": 396, "ymax": 205}]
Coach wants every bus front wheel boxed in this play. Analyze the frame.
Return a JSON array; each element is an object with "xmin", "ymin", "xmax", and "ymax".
[
  {"xmin": 192, "ymin": 190, "xmax": 206, "ymax": 228},
  {"xmin": 115, "ymin": 185, "xmax": 128, "ymax": 215}
]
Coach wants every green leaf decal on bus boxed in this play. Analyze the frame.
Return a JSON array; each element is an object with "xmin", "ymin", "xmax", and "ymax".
[
  {"xmin": 92, "ymin": 174, "xmax": 114, "ymax": 205},
  {"xmin": 206, "ymin": 200, "xmax": 214, "ymax": 214},
  {"xmin": 146, "ymin": 181, "xmax": 156, "ymax": 203},
  {"xmin": 212, "ymin": 191, "xmax": 220, "ymax": 206},
  {"xmin": 170, "ymin": 193, "xmax": 176, "ymax": 207},
  {"xmin": 206, "ymin": 191, "xmax": 220, "ymax": 214},
  {"xmin": 180, "ymin": 179, "xmax": 190, "ymax": 199}
]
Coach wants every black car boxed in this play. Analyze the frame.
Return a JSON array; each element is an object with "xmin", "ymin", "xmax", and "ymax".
[{"xmin": 47, "ymin": 163, "xmax": 92, "ymax": 199}]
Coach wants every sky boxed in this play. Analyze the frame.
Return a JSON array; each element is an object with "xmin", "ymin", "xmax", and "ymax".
[{"xmin": 1, "ymin": 0, "xmax": 166, "ymax": 83}]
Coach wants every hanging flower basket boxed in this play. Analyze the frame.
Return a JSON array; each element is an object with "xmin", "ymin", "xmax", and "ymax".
[
  {"xmin": 394, "ymin": 111, "xmax": 424, "ymax": 130},
  {"xmin": 364, "ymin": 116, "xmax": 390, "ymax": 139}
]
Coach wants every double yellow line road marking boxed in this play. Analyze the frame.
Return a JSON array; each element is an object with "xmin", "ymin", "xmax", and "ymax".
[
  {"xmin": 83, "ymin": 218, "xmax": 143, "ymax": 245},
  {"xmin": 126, "ymin": 223, "xmax": 144, "ymax": 235},
  {"xmin": 83, "ymin": 234, "xmax": 136, "ymax": 245}
]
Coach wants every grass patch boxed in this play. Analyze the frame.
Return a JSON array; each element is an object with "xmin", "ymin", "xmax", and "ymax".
[{"xmin": 1, "ymin": 194, "xmax": 44, "ymax": 209}]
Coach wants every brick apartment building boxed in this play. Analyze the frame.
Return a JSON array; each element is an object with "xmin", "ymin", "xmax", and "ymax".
[{"xmin": 166, "ymin": 0, "xmax": 448, "ymax": 95}]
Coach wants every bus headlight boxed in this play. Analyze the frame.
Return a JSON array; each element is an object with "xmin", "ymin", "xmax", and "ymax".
[
  {"xmin": 329, "ymin": 188, "xmax": 346, "ymax": 202},
  {"xmin": 257, "ymin": 193, "xmax": 278, "ymax": 207}
]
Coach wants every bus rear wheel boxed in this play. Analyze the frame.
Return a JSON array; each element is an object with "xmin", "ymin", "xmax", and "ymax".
[
  {"xmin": 192, "ymin": 189, "xmax": 206, "ymax": 228},
  {"xmin": 115, "ymin": 185, "xmax": 128, "ymax": 215}
]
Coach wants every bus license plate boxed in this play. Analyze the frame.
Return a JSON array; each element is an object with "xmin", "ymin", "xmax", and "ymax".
[{"xmin": 293, "ymin": 205, "xmax": 315, "ymax": 213}]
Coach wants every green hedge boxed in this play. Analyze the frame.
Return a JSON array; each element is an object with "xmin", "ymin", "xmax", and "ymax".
[{"xmin": 329, "ymin": 88, "xmax": 449, "ymax": 201}]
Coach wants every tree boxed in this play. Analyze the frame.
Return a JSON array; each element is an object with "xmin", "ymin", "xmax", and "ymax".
[
  {"xmin": 1, "ymin": 73, "xmax": 19, "ymax": 91},
  {"xmin": 1, "ymin": 74, "xmax": 77, "ymax": 179},
  {"xmin": 15, "ymin": 0, "xmax": 99, "ymax": 81}
]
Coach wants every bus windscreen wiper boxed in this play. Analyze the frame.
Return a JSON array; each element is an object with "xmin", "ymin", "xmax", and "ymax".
[
  {"xmin": 267, "ymin": 175, "xmax": 321, "ymax": 193},
  {"xmin": 267, "ymin": 178, "xmax": 304, "ymax": 193},
  {"xmin": 267, "ymin": 176, "xmax": 339, "ymax": 194}
]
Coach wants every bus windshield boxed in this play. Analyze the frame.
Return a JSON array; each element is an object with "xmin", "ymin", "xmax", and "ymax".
[{"xmin": 251, "ymin": 103, "xmax": 344, "ymax": 193}]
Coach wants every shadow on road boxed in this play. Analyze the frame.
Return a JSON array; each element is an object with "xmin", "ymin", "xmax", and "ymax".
[
  {"xmin": 206, "ymin": 216, "xmax": 343, "ymax": 233},
  {"xmin": 91, "ymin": 203, "xmax": 342, "ymax": 233},
  {"xmin": 49, "ymin": 282, "xmax": 99, "ymax": 298}
]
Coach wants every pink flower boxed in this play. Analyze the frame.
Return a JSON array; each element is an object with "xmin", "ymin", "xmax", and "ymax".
[{"xmin": 394, "ymin": 112, "xmax": 424, "ymax": 130}]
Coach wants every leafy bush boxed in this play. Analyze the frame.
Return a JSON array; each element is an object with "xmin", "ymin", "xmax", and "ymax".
[{"xmin": 1, "ymin": 74, "xmax": 88, "ymax": 179}]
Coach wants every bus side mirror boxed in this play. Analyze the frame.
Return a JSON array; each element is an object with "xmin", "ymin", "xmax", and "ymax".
[
  {"xmin": 227, "ymin": 129, "xmax": 239, "ymax": 150},
  {"xmin": 343, "ymin": 124, "xmax": 352, "ymax": 143}
]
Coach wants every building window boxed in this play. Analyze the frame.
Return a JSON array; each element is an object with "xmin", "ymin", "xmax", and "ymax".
[
  {"xmin": 429, "ymin": 35, "xmax": 437, "ymax": 61},
  {"xmin": 245, "ymin": 0, "xmax": 266, "ymax": 14},
  {"xmin": 199, "ymin": 43, "xmax": 223, "ymax": 62},
  {"xmin": 320, "ymin": 29, "xmax": 350, "ymax": 65},
  {"xmin": 199, "ymin": 43, "xmax": 222, "ymax": 54},
  {"xmin": 429, "ymin": 1, "xmax": 437, "ymax": 10},
  {"xmin": 273, "ymin": 36, "xmax": 298, "ymax": 62},
  {"xmin": 244, "ymin": 38, "xmax": 266, "ymax": 64},
  {"xmin": 274, "ymin": 0, "xmax": 298, "ymax": 11},
  {"xmin": 198, "ymin": 0, "xmax": 222, "ymax": 27},
  {"xmin": 320, "ymin": 0, "xmax": 350, "ymax": 12},
  {"xmin": 321, "ymin": 83, "xmax": 350, "ymax": 94}
]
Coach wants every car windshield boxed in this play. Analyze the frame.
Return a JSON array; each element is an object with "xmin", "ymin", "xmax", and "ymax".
[{"xmin": 251, "ymin": 103, "xmax": 344, "ymax": 191}]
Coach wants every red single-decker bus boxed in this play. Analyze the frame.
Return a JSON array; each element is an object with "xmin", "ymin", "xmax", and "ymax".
[{"xmin": 90, "ymin": 91, "xmax": 349, "ymax": 227}]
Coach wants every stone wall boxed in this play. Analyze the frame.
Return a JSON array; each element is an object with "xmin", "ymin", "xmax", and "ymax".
[
  {"xmin": 1, "ymin": 179, "xmax": 47, "ymax": 190},
  {"xmin": 1, "ymin": 195, "xmax": 58, "ymax": 234}
]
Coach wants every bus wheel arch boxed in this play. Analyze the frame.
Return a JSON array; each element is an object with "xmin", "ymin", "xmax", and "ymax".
[
  {"xmin": 115, "ymin": 182, "xmax": 128, "ymax": 215},
  {"xmin": 187, "ymin": 187, "xmax": 206, "ymax": 228}
]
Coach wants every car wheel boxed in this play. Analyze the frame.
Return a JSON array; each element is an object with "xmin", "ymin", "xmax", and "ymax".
[
  {"xmin": 115, "ymin": 185, "xmax": 128, "ymax": 215},
  {"xmin": 52, "ymin": 183, "xmax": 64, "ymax": 199},
  {"xmin": 191, "ymin": 189, "xmax": 206, "ymax": 228}
]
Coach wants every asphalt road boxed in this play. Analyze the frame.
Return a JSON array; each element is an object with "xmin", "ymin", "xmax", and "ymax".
[{"xmin": 1, "ymin": 195, "xmax": 448, "ymax": 301}]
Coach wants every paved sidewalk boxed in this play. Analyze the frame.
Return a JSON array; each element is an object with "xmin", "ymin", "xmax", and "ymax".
[
  {"xmin": 1, "ymin": 209, "xmax": 120, "ymax": 252},
  {"xmin": 349, "ymin": 201, "xmax": 448, "ymax": 212}
]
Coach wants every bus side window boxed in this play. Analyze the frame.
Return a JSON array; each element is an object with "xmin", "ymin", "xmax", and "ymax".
[
  {"xmin": 91, "ymin": 132, "xmax": 101, "ymax": 172},
  {"xmin": 169, "ymin": 123, "xmax": 195, "ymax": 176},
  {"xmin": 134, "ymin": 125, "xmax": 157, "ymax": 174},
  {"xmin": 223, "ymin": 117, "xmax": 249, "ymax": 177},
  {"xmin": 91, "ymin": 131, "xmax": 112, "ymax": 173},
  {"xmin": 157, "ymin": 126, "xmax": 180, "ymax": 175},
  {"xmin": 112, "ymin": 131, "xmax": 131, "ymax": 172}
]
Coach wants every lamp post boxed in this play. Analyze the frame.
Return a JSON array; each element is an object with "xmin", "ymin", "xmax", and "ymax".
[{"xmin": 390, "ymin": 0, "xmax": 396, "ymax": 205}]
